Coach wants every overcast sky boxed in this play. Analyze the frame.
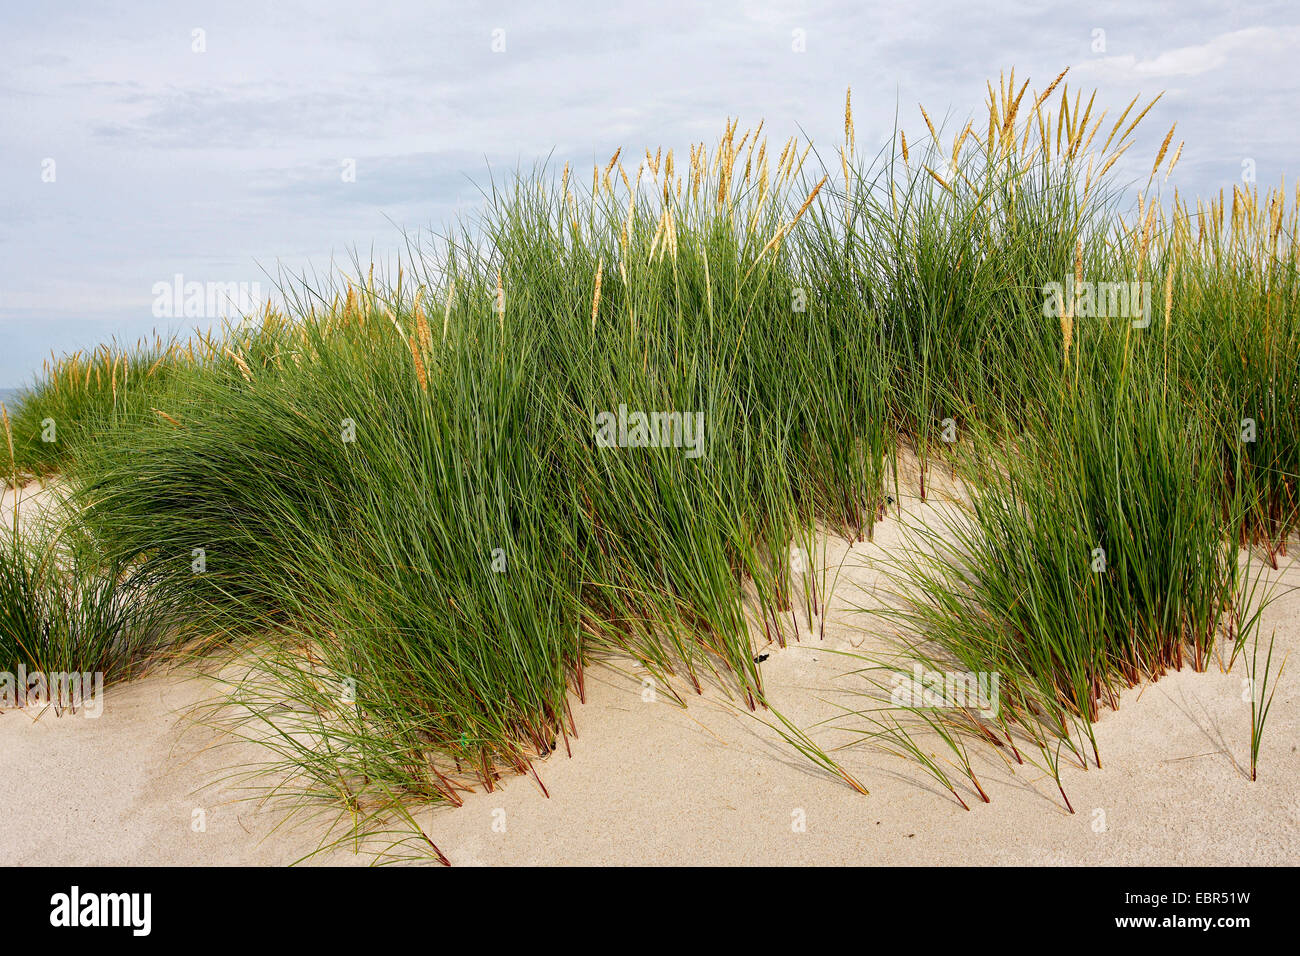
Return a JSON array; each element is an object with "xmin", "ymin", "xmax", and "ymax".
[{"xmin": 1, "ymin": 1, "xmax": 1296, "ymax": 387}]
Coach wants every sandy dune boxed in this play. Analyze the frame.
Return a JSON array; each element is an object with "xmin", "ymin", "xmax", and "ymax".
[{"xmin": 2, "ymin": 476, "xmax": 1297, "ymax": 866}]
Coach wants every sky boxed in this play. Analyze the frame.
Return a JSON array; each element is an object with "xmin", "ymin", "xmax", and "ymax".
[{"xmin": 2, "ymin": 0, "xmax": 1297, "ymax": 388}]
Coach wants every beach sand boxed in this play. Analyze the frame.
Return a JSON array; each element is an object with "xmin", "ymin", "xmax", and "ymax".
[{"xmin": 3, "ymin": 474, "xmax": 1297, "ymax": 866}]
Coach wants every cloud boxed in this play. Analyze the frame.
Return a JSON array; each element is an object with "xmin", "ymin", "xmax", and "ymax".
[
  {"xmin": 1, "ymin": 0, "xmax": 1298, "ymax": 386},
  {"xmin": 1079, "ymin": 26, "xmax": 1300, "ymax": 79}
]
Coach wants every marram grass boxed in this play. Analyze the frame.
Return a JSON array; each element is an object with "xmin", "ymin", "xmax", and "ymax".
[{"xmin": 5, "ymin": 69, "xmax": 1295, "ymax": 857}]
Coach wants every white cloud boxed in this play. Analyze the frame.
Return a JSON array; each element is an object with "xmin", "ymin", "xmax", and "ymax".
[
  {"xmin": 1077, "ymin": 26, "xmax": 1300, "ymax": 79},
  {"xmin": 1, "ymin": 1, "xmax": 1299, "ymax": 386}
]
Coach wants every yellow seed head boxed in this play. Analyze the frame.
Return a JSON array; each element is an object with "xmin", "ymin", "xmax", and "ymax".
[
  {"xmin": 1032, "ymin": 68, "xmax": 1069, "ymax": 113},
  {"xmin": 793, "ymin": 175, "xmax": 827, "ymax": 225},
  {"xmin": 919, "ymin": 103, "xmax": 937, "ymax": 145},
  {"xmin": 925, "ymin": 166, "xmax": 950, "ymax": 191},
  {"xmin": 1165, "ymin": 140, "xmax": 1183, "ymax": 181},
  {"xmin": 414, "ymin": 298, "xmax": 431, "ymax": 353},
  {"xmin": 224, "ymin": 347, "xmax": 254, "ymax": 384},
  {"xmin": 442, "ymin": 280, "xmax": 455, "ymax": 342},
  {"xmin": 1150, "ymin": 123, "xmax": 1176, "ymax": 181},
  {"xmin": 845, "ymin": 87, "xmax": 854, "ymax": 151},
  {"xmin": 408, "ymin": 335, "xmax": 428, "ymax": 391}
]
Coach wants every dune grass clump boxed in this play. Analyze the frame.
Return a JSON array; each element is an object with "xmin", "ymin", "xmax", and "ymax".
[
  {"xmin": 3, "ymin": 69, "xmax": 1292, "ymax": 848},
  {"xmin": 801, "ymin": 73, "xmax": 1294, "ymax": 810},
  {"xmin": 3, "ymin": 314, "xmax": 299, "ymax": 480},
  {"xmin": 67, "ymin": 131, "xmax": 874, "ymax": 820},
  {"xmin": 0, "ymin": 525, "xmax": 173, "ymax": 692},
  {"xmin": 866, "ymin": 348, "xmax": 1253, "ymax": 809},
  {"xmin": 77, "ymin": 297, "xmax": 584, "ymax": 792},
  {"xmin": 1, "ymin": 410, "xmax": 174, "ymax": 693},
  {"xmin": 1171, "ymin": 185, "xmax": 1300, "ymax": 560},
  {"xmin": 5, "ymin": 338, "xmax": 185, "ymax": 479}
]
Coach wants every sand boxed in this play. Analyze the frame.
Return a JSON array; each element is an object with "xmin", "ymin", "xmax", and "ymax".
[{"xmin": 3, "ymin": 474, "xmax": 1298, "ymax": 866}]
